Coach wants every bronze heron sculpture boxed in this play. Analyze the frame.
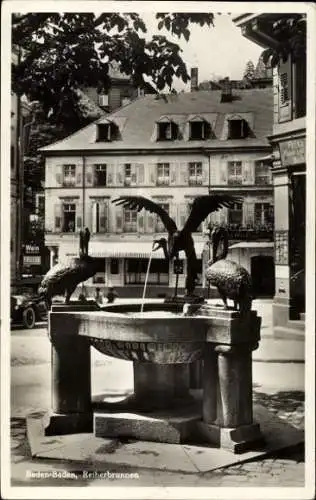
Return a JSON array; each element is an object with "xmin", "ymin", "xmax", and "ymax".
[
  {"xmin": 206, "ymin": 225, "xmax": 253, "ymax": 314},
  {"xmin": 112, "ymin": 195, "xmax": 240, "ymax": 297}
]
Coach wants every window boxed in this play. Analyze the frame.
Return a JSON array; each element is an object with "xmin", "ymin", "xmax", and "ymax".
[
  {"xmin": 124, "ymin": 163, "xmax": 131, "ymax": 185},
  {"xmin": 96, "ymin": 122, "xmax": 118, "ymax": 142},
  {"xmin": 157, "ymin": 163, "xmax": 170, "ymax": 185},
  {"xmin": 92, "ymin": 202, "xmax": 107, "ymax": 233},
  {"xmin": 254, "ymin": 203, "xmax": 274, "ymax": 227},
  {"xmin": 110, "ymin": 258, "xmax": 119, "ymax": 274},
  {"xmin": 62, "ymin": 203, "xmax": 76, "ymax": 232},
  {"xmin": 94, "ymin": 164, "xmax": 107, "ymax": 186},
  {"xmin": 228, "ymin": 202, "xmax": 243, "ymax": 227},
  {"xmin": 157, "ymin": 121, "xmax": 177, "ymax": 141},
  {"xmin": 255, "ymin": 161, "xmax": 271, "ymax": 185},
  {"xmin": 155, "ymin": 203, "xmax": 169, "ymax": 232},
  {"xmin": 294, "ymin": 56, "xmax": 306, "ymax": 119},
  {"xmin": 189, "ymin": 120, "xmax": 209, "ymax": 140},
  {"xmin": 280, "ymin": 72, "xmax": 289, "ymax": 104},
  {"xmin": 188, "ymin": 162, "xmax": 203, "ymax": 185},
  {"xmin": 124, "ymin": 208, "xmax": 137, "ymax": 232},
  {"xmin": 227, "ymin": 118, "xmax": 248, "ymax": 139},
  {"xmin": 125, "ymin": 258, "xmax": 169, "ymax": 285},
  {"xmin": 63, "ymin": 165, "xmax": 76, "ymax": 187},
  {"xmin": 228, "ymin": 161, "xmax": 242, "ymax": 185}
]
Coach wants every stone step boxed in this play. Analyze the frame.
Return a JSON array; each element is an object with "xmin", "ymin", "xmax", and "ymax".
[
  {"xmin": 288, "ymin": 320, "xmax": 305, "ymax": 331},
  {"xmin": 273, "ymin": 326, "xmax": 305, "ymax": 341}
]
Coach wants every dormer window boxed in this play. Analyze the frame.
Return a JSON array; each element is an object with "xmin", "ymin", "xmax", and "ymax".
[
  {"xmin": 157, "ymin": 118, "xmax": 177, "ymax": 141},
  {"xmin": 227, "ymin": 117, "xmax": 249, "ymax": 139},
  {"xmin": 96, "ymin": 121, "xmax": 118, "ymax": 142},
  {"xmin": 189, "ymin": 117, "xmax": 211, "ymax": 140}
]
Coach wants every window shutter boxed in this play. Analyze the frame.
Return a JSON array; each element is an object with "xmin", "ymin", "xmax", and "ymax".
[
  {"xmin": 76, "ymin": 206, "xmax": 82, "ymax": 230},
  {"xmin": 146, "ymin": 212, "xmax": 154, "ymax": 233},
  {"xmin": 116, "ymin": 163, "xmax": 124, "ymax": 186},
  {"xmin": 202, "ymin": 162, "xmax": 209, "ymax": 186},
  {"xmin": 278, "ymin": 55, "xmax": 292, "ymax": 123},
  {"xmin": 220, "ymin": 162, "xmax": 228, "ymax": 184},
  {"xmin": 55, "ymin": 165, "xmax": 63, "ymax": 187},
  {"xmin": 242, "ymin": 161, "xmax": 250, "ymax": 184},
  {"xmin": 107, "ymin": 164, "xmax": 115, "ymax": 186},
  {"xmin": 244, "ymin": 202, "xmax": 254, "ymax": 227},
  {"xmin": 115, "ymin": 205, "xmax": 123, "ymax": 233},
  {"xmin": 129, "ymin": 163, "xmax": 137, "ymax": 185},
  {"xmin": 210, "ymin": 161, "xmax": 219, "ymax": 186},
  {"xmin": 54, "ymin": 204, "xmax": 62, "ymax": 232},
  {"xmin": 147, "ymin": 163, "xmax": 156, "ymax": 186},
  {"xmin": 179, "ymin": 203, "xmax": 187, "ymax": 229},
  {"xmin": 99, "ymin": 203, "xmax": 106, "ymax": 233},
  {"xmin": 92, "ymin": 202, "xmax": 97, "ymax": 233},
  {"xmin": 136, "ymin": 163, "xmax": 144, "ymax": 185},
  {"xmin": 170, "ymin": 162, "xmax": 178, "ymax": 185},
  {"xmin": 86, "ymin": 164, "xmax": 94, "ymax": 187},
  {"xmin": 137, "ymin": 212, "xmax": 144, "ymax": 233},
  {"xmin": 179, "ymin": 162, "xmax": 188, "ymax": 185},
  {"xmin": 75, "ymin": 164, "xmax": 82, "ymax": 186}
]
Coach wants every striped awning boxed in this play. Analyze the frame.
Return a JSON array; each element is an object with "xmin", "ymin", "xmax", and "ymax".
[{"xmin": 89, "ymin": 240, "xmax": 207, "ymax": 259}]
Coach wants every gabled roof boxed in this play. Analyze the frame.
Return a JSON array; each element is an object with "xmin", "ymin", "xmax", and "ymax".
[{"xmin": 41, "ymin": 88, "xmax": 273, "ymax": 153}]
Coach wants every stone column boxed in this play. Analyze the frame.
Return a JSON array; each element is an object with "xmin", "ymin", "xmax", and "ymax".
[
  {"xmin": 199, "ymin": 306, "xmax": 264, "ymax": 453},
  {"xmin": 44, "ymin": 309, "xmax": 93, "ymax": 435}
]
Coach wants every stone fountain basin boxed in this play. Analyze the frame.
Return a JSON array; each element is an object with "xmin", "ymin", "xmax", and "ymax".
[{"xmin": 50, "ymin": 301, "xmax": 207, "ymax": 364}]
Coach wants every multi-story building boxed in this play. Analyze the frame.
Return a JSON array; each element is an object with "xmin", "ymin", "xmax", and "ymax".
[
  {"xmin": 11, "ymin": 47, "xmax": 32, "ymax": 287},
  {"xmin": 41, "ymin": 87, "xmax": 274, "ymax": 298},
  {"xmin": 234, "ymin": 13, "xmax": 306, "ymax": 338}
]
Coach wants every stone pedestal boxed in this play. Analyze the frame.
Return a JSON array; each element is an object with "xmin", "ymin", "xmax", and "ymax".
[{"xmin": 199, "ymin": 305, "xmax": 264, "ymax": 453}]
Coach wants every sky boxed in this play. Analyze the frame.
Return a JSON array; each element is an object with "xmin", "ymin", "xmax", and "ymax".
[{"xmin": 141, "ymin": 13, "xmax": 263, "ymax": 91}]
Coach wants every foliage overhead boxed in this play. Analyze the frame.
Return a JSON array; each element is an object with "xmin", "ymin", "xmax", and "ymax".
[{"xmin": 12, "ymin": 12, "xmax": 214, "ymax": 125}]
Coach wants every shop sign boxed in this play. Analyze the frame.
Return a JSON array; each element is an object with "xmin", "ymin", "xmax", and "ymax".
[{"xmin": 279, "ymin": 138, "xmax": 305, "ymax": 167}]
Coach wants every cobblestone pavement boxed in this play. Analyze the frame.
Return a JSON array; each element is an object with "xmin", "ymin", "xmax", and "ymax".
[{"xmin": 10, "ymin": 389, "xmax": 306, "ymax": 488}]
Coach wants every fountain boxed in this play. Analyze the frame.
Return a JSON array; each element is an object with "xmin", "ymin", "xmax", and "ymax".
[{"xmin": 34, "ymin": 196, "xmax": 265, "ymax": 453}]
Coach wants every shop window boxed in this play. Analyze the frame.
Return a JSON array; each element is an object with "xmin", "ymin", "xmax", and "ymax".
[
  {"xmin": 94, "ymin": 164, "xmax": 107, "ymax": 186},
  {"xmin": 188, "ymin": 162, "xmax": 203, "ymax": 185},
  {"xmin": 63, "ymin": 165, "xmax": 76, "ymax": 187},
  {"xmin": 125, "ymin": 258, "xmax": 169, "ymax": 285},
  {"xmin": 228, "ymin": 202, "xmax": 243, "ymax": 227},
  {"xmin": 157, "ymin": 163, "xmax": 170, "ymax": 185},
  {"xmin": 227, "ymin": 161, "xmax": 242, "ymax": 185},
  {"xmin": 110, "ymin": 258, "xmax": 119, "ymax": 274}
]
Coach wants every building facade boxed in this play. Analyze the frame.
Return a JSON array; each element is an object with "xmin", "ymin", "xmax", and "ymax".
[
  {"xmin": 42, "ymin": 88, "xmax": 274, "ymax": 298},
  {"xmin": 234, "ymin": 13, "xmax": 306, "ymax": 337}
]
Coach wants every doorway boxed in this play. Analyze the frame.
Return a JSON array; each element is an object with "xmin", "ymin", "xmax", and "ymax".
[{"xmin": 251, "ymin": 255, "xmax": 275, "ymax": 297}]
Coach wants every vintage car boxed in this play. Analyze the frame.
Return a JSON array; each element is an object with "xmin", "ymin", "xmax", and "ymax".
[{"xmin": 10, "ymin": 293, "xmax": 47, "ymax": 329}]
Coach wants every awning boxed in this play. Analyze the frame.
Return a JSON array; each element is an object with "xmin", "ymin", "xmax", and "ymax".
[
  {"xmin": 89, "ymin": 240, "xmax": 207, "ymax": 259},
  {"xmin": 229, "ymin": 242, "xmax": 274, "ymax": 250}
]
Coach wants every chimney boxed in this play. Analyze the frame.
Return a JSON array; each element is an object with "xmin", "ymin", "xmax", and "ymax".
[
  {"xmin": 191, "ymin": 67, "xmax": 198, "ymax": 91},
  {"xmin": 220, "ymin": 77, "xmax": 233, "ymax": 102}
]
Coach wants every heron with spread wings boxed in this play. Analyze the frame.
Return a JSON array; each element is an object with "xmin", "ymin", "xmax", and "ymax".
[{"xmin": 112, "ymin": 195, "xmax": 240, "ymax": 297}]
